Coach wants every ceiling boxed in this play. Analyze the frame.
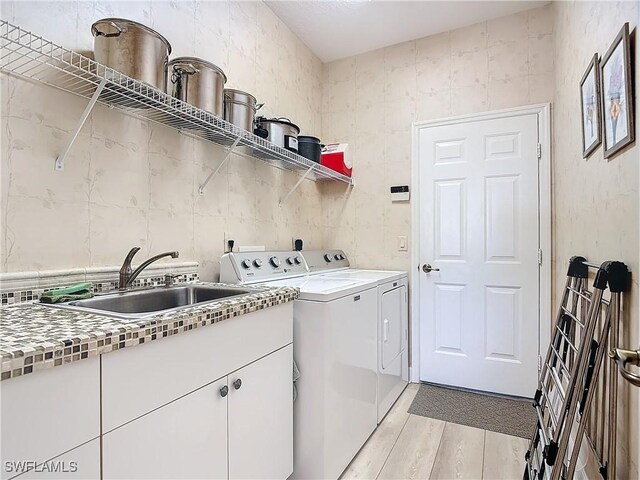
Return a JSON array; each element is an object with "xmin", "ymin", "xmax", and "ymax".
[{"xmin": 266, "ymin": 1, "xmax": 547, "ymax": 63}]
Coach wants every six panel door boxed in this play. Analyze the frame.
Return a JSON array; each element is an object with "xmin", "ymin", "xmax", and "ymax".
[{"xmin": 418, "ymin": 114, "xmax": 540, "ymax": 397}]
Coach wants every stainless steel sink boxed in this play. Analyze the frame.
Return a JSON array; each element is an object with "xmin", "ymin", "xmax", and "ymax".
[{"xmin": 47, "ymin": 285, "xmax": 251, "ymax": 319}]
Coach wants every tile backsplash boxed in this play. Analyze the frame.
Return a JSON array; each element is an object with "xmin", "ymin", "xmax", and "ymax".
[{"xmin": 0, "ymin": 261, "xmax": 199, "ymax": 305}]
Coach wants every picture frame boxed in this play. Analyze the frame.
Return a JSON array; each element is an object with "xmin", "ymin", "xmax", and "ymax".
[
  {"xmin": 580, "ymin": 53, "xmax": 602, "ymax": 158},
  {"xmin": 600, "ymin": 23, "xmax": 634, "ymax": 159}
]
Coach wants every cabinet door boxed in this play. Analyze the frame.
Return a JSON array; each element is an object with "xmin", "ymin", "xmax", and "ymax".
[
  {"xmin": 13, "ymin": 439, "xmax": 100, "ymax": 480},
  {"xmin": 228, "ymin": 344, "xmax": 293, "ymax": 480},
  {"xmin": 103, "ymin": 378, "xmax": 228, "ymax": 480},
  {"xmin": 1, "ymin": 358, "xmax": 100, "ymax": 480}
]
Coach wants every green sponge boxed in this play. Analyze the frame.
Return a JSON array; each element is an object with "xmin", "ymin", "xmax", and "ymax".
[{"xmin": 39, "ymin": 282, "xmax": 94, "ymax": 304}]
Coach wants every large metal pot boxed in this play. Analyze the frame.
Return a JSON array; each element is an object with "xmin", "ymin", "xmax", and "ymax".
[
  {"xmin": 254, "ymin": 117, "xmax": 300, "ymax": 153},
  {"xmin": 91, "ymin": 18, "xmax": 171, "ymax": 90},
  {"xmin": 223, "ymin": 89, "xmax": 262, "ymax": 132},
  {"xmin": 168, "ymin": 57, "xmax": 227, "ymax": 116}
]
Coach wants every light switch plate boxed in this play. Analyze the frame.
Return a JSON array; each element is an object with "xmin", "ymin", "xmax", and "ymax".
[{"xmin": 398, "ymin": 236, "xmax": 408, "ymax": 251}]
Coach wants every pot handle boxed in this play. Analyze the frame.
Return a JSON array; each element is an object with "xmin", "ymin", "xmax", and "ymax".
[
  {"xmin": 173, "ymin": 64, "xmax": 200, "ymax": 75},
  {"xmin": 254, "ymin": 127, "xmax": 269, "ymax": 139},
  {"xmin": 255, "ymin": 103, "xmax": 264, "ymax": 111},
  {"xmin": 92, "ymin": 21, "xmax": 124, "ymax": 38}
]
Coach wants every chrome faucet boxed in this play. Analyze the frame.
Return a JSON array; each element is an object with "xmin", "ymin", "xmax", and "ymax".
[{"xmin": 119, "ymin": 247, "xmax": 180, "ymax": 290}]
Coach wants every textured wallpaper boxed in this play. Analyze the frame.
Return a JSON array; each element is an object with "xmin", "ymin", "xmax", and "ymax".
[
  {"xmin": 320, "ymin": 5, "xmax": 555, "ymax": 271},
  {"xmin": 0, "ymin": 0, "xmax": 324, "ymax": 279},
  {"xmin": 553, "ymin": 2, "xmax": 639, "ymax": 477}
]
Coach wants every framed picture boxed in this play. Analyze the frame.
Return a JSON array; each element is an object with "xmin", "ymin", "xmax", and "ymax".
[
  {"xmin": 600, "ymin": 23, "xmax": 634, "ymax": 159},
  {"xmin": 580, "ymin": 54, "xmax": 602, "ymax": 158}
]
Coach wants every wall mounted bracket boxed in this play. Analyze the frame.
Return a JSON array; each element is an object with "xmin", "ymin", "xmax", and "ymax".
[
  {"xmin": 198, "ymin": 136, "xmax": 241, "ymax": 195},
  {"xmin": 279, "ymin": 165, "xmax": 315, "ymax": 207},
  {"xmin": 54, "ymin": 78, "xmax": 107, "ymax": 171}
]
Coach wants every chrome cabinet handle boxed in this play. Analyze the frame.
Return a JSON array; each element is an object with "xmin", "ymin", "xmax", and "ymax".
[
  {"xmin": 233, "ymin": 379, "xmax": 242, "ymax": 390},
  {"xmin": 219, "ymin": 385, "xmax": 229, "ymax": 397},
  {"xmin": 422, "ymin": 264, "xmax": 440, "ymax": 273},
  {"xmin": 610, "ymin": 348, "xmax": 640, "ymax": 387}
]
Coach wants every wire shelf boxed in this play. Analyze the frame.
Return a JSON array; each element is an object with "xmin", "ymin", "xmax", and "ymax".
[{"xmin": 0, "ymin": 20, "xmax": 354, "ymax": 185}]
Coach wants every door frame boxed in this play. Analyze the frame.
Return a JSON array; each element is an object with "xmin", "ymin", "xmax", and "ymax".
[{"xmin": 409, "ymin": 103, "xmax": 552, "ymax": 384}]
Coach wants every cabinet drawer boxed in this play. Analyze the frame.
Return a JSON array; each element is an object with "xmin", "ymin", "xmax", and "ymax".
[
  {"xmin": 0, "ymin": 358, "xmax": 100, "ymax": 480},
  {"xmin": 102, "ymin": 302, "xmax": 293, "ymax": 431}
]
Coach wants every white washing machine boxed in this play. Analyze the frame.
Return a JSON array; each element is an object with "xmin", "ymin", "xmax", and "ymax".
[
  {"xmin": 220, "ymin": 251, "xmax": 378, "ymax": 480},
  {"xmin": 299, "ymin": 251, "xmax": 409, "ymax": 423}
]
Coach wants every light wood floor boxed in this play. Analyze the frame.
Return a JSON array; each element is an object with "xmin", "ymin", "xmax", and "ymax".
[{"xmin": 341, "ymin": 383, "xmax": 529, "ymax": 480}]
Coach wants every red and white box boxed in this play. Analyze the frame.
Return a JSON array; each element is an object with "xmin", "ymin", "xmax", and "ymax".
[{"xmin": 320, "ymin": 143, "xmax": 352, "ymax": 177}]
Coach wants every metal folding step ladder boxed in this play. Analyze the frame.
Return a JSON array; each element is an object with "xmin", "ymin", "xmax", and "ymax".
[{"xmin": 524, "ymin": 257, "xmax": 629, "ymax": 480}]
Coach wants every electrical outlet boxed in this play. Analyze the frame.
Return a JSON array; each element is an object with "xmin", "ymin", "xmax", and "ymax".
[
  {"xmin": 398, "ymin": 236, "xmax": 408, "ymax": 251},
  {"xmin": 224, "ymin": 232, "xmax": 234, "ymax": 252}
]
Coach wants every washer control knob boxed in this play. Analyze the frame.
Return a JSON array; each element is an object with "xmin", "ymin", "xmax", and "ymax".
[
  {"xmin": 286, "ymin": 257, "xmax": 295, "ymax": 265},
  {"xmin": 339, "ymin": 254, "xmax": 345, "ymax": 260},
  {"xmin": 270, "ymin": 256, "xmax": 281, "ymax": 267},
  {"xmin": 334, "ymin": 254, "xmax": 341, "ymax": 261},
  {"xmin": 253, "ymin": 259, "xmax": 263, "ymax": 268},
  {"xmin": 324, "ymin": 254, "xmax": 333, "ymax": 262},
  {"xmin": 241, "ymin": 259, "xmax": 252, "ymax": 269},
  {"xmin": 294, "ymin": 257, "xmax": 302, "ymax": 265}
]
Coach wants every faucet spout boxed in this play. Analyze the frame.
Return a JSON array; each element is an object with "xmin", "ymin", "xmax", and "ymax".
[
  {"xmin": 119, "ymin": 248, "xmax": 179, "ymax": 290},
  {"xmin": 128, "ymin": 251, "xmax": 180, "ymax": 288}
]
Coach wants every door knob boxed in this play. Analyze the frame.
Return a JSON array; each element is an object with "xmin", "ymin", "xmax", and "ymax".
[
  {"xmin": 233, "ymin": 379, "xmax": 242, "ymax": 390},
  {"xmin": 422, "ymin": 264, "xmax": 440, "ymax": 273},
  {"xmin": 219, "ymin": 385, "xmax": 229, "ymax": 397}
]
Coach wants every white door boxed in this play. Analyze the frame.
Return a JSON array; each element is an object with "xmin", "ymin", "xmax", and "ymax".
[
  {"xmin": 418, "ymin": 113, "xmax": 540, "ymax": 397},
  {"xmin": 228, "ymin": 344, "xmax": 293, "ymax": 480},
  {"xmin": 103, "ymin": 378, "xmax": 229, "ymax": 479}
]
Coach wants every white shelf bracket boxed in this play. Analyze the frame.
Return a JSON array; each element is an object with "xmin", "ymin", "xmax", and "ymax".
[
  {"xmin": 55, "ymin": 78, "xmax": 107, "ymax": 171},
  {"xmin": 279, "ymin": 165, "xmax": 315, "ymax": 207},
  {"xmin": 198, "ymin": 136, "xmax": 241, "ymax": 195}
]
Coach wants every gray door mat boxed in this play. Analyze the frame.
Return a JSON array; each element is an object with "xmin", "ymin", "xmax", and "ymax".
[{"xmin": 408, "ymin": 383, "xmax": 537, "ymax": 439}]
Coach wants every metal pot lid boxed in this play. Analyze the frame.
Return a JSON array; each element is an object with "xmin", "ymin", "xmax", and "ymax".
[
  {"xmin": 91, "ymin": 18, "xmax": 172, "ymax": 54},
  {"xmin": 256, "ymin": 117, "xmax": 300, "ymax": 134},
  {"xmin": 298, "ymin": 135, "xmax": 321, "ymax": 143},
  {"xmin": 168, "ymin": 56, "xmax": 227, "ymax": 83}
]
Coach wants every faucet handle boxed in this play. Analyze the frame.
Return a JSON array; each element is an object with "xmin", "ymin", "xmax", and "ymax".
[{"xmin": 164, "ymin": 273, "xmax": 181, "ymax": 287}]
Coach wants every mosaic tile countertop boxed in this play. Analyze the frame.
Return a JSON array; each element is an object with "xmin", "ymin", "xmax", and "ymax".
[{"xmin": 0, "ymin": 283, "xmax": 299, "ymax": 381}]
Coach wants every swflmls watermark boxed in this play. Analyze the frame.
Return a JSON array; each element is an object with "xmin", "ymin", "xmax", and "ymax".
[{"xmin": 4, "ymin": 460, "xmax": 78, "ymax": 474}]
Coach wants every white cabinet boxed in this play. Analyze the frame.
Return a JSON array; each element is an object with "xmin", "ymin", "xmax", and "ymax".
[
  {"xmin": 103, "ymin": 378, "xmax": 228, "ymax": 480},
  {"xmin": 2, "ymin": 304, "xmax": 293, "ymax": 480},
  {"xmin": 101, "ymin": 303, "xmax": 293, "ymax": 432},
  {"xmin": 14, "ymin": 439, "xmax": 100, "ymax": 480},
  {"xmin": 229, "ymin": 344, "xmax": 293, "ymax": 480},
  {"xmin": 0, "ymin": 358, "xmax": 100, "ymax": 480},
  {"xmin": 103, "ymin": 345, "xmax": 294, "ymax": 480},
  {"xmin": 101, "ymin": 305, "xmax": 294, "ymax": 480}
]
